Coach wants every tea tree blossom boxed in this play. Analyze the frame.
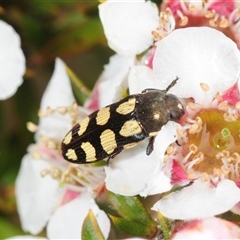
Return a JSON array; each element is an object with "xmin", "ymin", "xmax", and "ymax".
[
  {"xmin": 15, "ymin": 58, "xmax": 109, "ymax": 237},
  {"xmin": 0, "ymin": 20, "xmax": 25, "ymax": 100},
  {"xmin": 105, "ymin": 25, "xmax": 240, "ymax": 219},
  {"xmin": 99, "ymin": 0, "xmax": 159, "ymax": 56},
  {"xmin": 150, "ymin": 27, "xmax": 240, "ymax": 219}
]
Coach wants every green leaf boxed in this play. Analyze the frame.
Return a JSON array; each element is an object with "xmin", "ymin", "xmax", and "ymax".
[
  {"xmin": 0, "ymin": 217, "xmax": 23, "ymax": 239},
  {"xmin": 109, "ymin": 215, "xmax": 158, "ymax": 238},
  {"xmin": 157, "ymin": 211, "xmax": 171, "ymax": 240},
  {"xmin": 66, "ymin": 66, "xmax": 90, "ymax": 105},
  {"xmin": 82, "ymin": 210, "xmax": 105, "ymax": 240},
  {"xmin": 106, "ymin": 190, "xmax": 157, "ymax": 227}
]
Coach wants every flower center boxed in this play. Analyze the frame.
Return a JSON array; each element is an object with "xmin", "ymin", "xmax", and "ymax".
[
  {"xmin": 168, "ymin": 105, "xmax": 240, "ymax": 183},
  {"xmin": 155, "ymin": 1, "xmax": 240, "ymax": 47}
]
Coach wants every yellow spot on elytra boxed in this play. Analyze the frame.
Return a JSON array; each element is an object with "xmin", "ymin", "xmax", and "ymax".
[
  {"xmin": 177, "ymin": 103, "xmax": 183, "ymax": 109},
  {"xmin": 124, "ymin": 142, "xmax": 138, "ymax": 149},
  {"xmin": 81, "ymin": 142, "xmax": 96, "ymax": 162},
  {"xmin": 116, "ymin": 98, "xmax": 136, "ymax": 115},
  {"xmin": 100, "ymin": 129, "xmax": 117, "ymax": 154},
  {"xmin": 66, "ymin": 149, "xmax": 78, "ymax": 161},
  {"xmin": 119, "ymin": 120, "xmax": 142, "ymax": 137},
  {"xmin": 149, "ymin": 131, "xmax": 158, "ymax": 137},
  {"xmin": 78, "ymin": 117, "xmax": 90, "ymax": 136},
  {"xmin": 63, "ymin": 131, "xmax": 72, "ymax": 144},
  {"xmin": 154, "ymin": 113, "xmax": 160, "ymax": 120},
  {"xmin": 96, "ymin": 107, "xmax": 110, "ymax": 126}
]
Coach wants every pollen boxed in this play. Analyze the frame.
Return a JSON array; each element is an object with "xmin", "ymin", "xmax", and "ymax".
[
  {"xmin": 28, "ymin": 101, "xmax": 106, "ymax": 195},
  {"xmin": 161, "ymin": 0, "xmax": 240, "ymax": 48},
  {"xmin": 165, "ymin": 96, "xmax": 240, "ymax": 184},
  {"xmin": 26, "ymin": 122, "xmax": 38, "ymax": 132},
  {"xmin": 200, "ymin": 83, "xmax": 209, "ymax": 92}
]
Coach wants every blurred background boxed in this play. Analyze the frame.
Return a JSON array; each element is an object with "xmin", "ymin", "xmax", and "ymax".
[{"xmin": 0, "ymin": 1, "xmax": 115, "ymax": 237}]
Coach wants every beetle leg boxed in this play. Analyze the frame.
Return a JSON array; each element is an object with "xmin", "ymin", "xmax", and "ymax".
[
  {"xmin": 146, "ymin": 136, "xmax": 155, "ymax": 155},
  {"xmin": 176, "ymin": 139, "xmax": 181, "ymax": 146}
]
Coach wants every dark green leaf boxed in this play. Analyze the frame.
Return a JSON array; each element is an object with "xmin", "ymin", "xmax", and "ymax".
[
  {"xmin": 106, "ymin": 190, "xmax": 157, "ymax": 227},
  {"xmin": 218, "ymin": 211, "xmax": 240, "ymax": 222},
  {"xmin": 109, "ymin": 215, "xmax": 158, "ymax": 238},
  {"xmin": 82, "ymin": 210, "xmax": 105, "ymax": 240}
]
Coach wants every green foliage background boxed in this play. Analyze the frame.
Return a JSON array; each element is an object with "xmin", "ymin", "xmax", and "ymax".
[{"xmin": 0, "ymin": 1, "xmax": 114, "ymax": 237}]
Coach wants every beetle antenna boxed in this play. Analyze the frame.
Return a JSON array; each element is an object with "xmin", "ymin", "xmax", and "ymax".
[{"xmin": 164, "ymin": 76, "xmax": 179, "ymax": 93}]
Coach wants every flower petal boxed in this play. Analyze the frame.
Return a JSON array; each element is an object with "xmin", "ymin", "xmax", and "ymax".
[
  {"xmin": 154, "ymin": 121, "xmax": 180, "ymax": 162},
  {"xmin": 172, "ymin": 217, "xmax": 240, "ymax": 239},
  {"xmin": 40, "ymin": 58, "xmax": 75, "ymax": 110},
  {"xmin": 105, "ymin": 141, "xmax": 160, "ymax": 196},
  {"xmin": 152, "ymin": 179, "xmax": 240, "ymax": 220},
  {"xmin": 47, "ymin": 192, "xmax": 110, "ymax": 239},
  {"xmin": 153, "ymin": 27, "xmax": 240, "ymax": 104},
  {"xmin": 95, "ymin": 54, "xmax": 134, "ymax": 107},
  {"xmin": 139, "ymin": 170, "xmax": 172, "ymax": 197},
  {"xmin": 128, "ymin": 65, "xmax": 159, "ymax": 94},
  {"xmin": 139, "ymin": 122, "xmax": 180, "ymax": 196},
  {"xmin": 0, "ymin": 20, "xmax": 25, "ymax": 100},
  {"xmin": 15, "ymin": 154, "xmax": 64, "ymax": 234},
  {"xmin": 99, "ymin": 0, "xmax": 159, "ymax": 55},
  {"xmin": 36, "ymin": 58, "xmax": 75, "ymax": 140}
]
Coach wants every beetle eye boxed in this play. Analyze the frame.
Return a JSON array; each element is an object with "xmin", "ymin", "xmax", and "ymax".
[
  {"xmin": 165, "ymin": 94, "xmax": 185, "ymax": 122},
  {"xmin": 170, "ymin": 110, "xmax": 182, "ymax": 121}
]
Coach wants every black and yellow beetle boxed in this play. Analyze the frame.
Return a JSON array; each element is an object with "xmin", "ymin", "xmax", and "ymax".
[{"xmin": 61, "ymin": 77, "xmax": 184, "ymax": 164}]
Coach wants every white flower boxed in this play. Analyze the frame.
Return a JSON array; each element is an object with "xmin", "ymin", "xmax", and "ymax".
[
  {"xmin": 146, "ymin": 27, "xmax": 240, "ymax": 220},
  {"xmin": 15, "ymin": 154, "xmax": 64, "ymax": 234},
  {"xmin": 105, "ymin": 27, "xmax": 240, "ymax": 220},
  {"xmin": 129, "ymin": 27, "xmax": 240, "ymax": 105},
  {"xmin": 99, "ymin": 0, "xmax": 159, "ymax": 56},
  {"xmin": 47, "ymin": 192, "xmax": 110, "ymax": 239},
  {"xmin": 0, "ymin": 20, "xmax": 25, "ymax": 100},
  {"xmin": 16, "ymin": 58, "xmax": 72, "ymax": 234},
  {"xmin": 16, "ymin": 58, "xmax": 108, "ymax": 236}
]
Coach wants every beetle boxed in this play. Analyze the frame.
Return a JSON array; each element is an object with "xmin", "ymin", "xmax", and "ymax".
[{"xmin": 61, "ymin": 77, "xmax": 184, "ymax": 164}]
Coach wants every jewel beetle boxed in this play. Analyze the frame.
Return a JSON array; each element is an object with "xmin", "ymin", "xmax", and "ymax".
[{"xmin": 61, "ymin": 77, "xmax": 184, "ymax": 164}]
